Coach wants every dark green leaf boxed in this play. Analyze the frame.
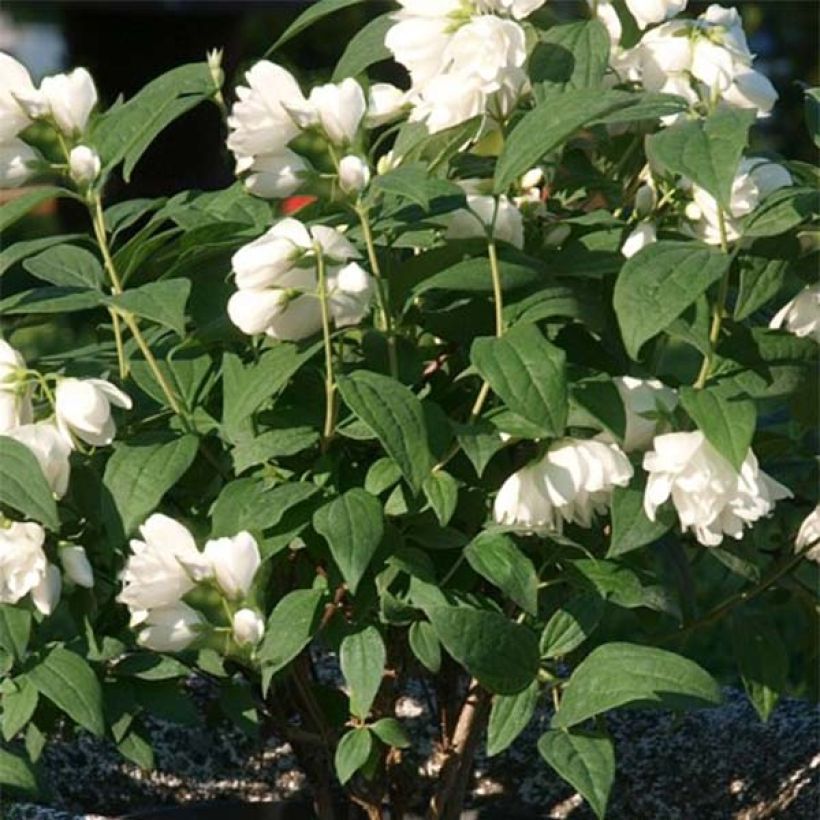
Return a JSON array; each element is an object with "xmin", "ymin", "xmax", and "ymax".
[
  {"xmin": 465, "ymin": 532, "xmax": 539, "ymax": 616},
  {"xmin": 0, "ymin": 436, "xmax": 59, "ymax": 530},
  {"xmin": 2, "ymin": 678, "xmax": 38, "ymax": 741},
  {"xmin": 337, "ymin": 371, "xmax": 434, "ymax": 493},
  {"xmin": 314, "ymin": 489, "xmax": 384, "ymax": 594},
  {"xmin": 0, "ymin": 286, "xmax": 104, "ymax": 315},
  {"xmin": 742, "ymin": 187, "xmax": 819, "ymax": 238},
  {"xmin": 487, "ymin": 679, "xmax": 539, "ymax": 757},
  {"xmin": 614, "ymin": 241, "xmax": 730, "ymax": 359},
  {"xmin": 112, "ymin": 279, "xmax": 191, "ymax": 337},
  {"xmin": 412, "ymin": 254, "xmax": 541, "ymax": 297},
  {"xmin": 530, "ymin": 20, "xmax": 610, "ymax": 97},
  {"xmin": 540, "ymin": 594, "xmax": 605, "ymax": 659},
  {"xmin": 538, "ymin": 728, "xmax": 615, "ymax": 820},
  {"xmin": 0, "ymin": 187, "xmax": 73, "ymax": 233},
  {"xmin": 0, "ymin": 747, "xmax": 38, "ymax": 795},
  {"xmin": 570, "ymin": 380, "xmax": 626, "ymax": 440},
  {"xmin": 553, "ymin": 642, "xmax": 722, "ymax": 728},
  {"xmin": 646, "ymin": 108, "xmax": 756, "ymax": 211},
  {"xmin": 608, "ymin": 474, "xmax": 676, "ymax": 557},
  {"xmin": 232, "ymin": 427, "xmax": 319, "ymax": 473},
  {"xmin": 258, "ymin": 588, "xmax": 326, "ymax": 678},
  {"xmin": 427, "ymin": 606, "xmax": 539, "ymax": 695},
  {"xmin": 333, "ymin": 13, "xmax": 393, "ymax": 80},
  {"xmin": 334, "ymin": 726, "xmax": 373, "ymax": 785},
  {"xmin": 731, "ymin": 614, "xmax": 788, "ymax": 722},
  {"xmin": 23, "ymin": 245, "xmax": 104, "ymax": 289},
  {"xmin": 471, "ymin": 323, "xmax": 567, "ymax": 437},
  {"xmin": 0, "ymin": 606, "xmax": 31, "ymax": 662},
  {"xmin": 340, "ymin": 626, "xmax": 385, "ymax": 719},
  {"xmin": 267, "ymin": 0, "xmax": 367, "ymax": 54},
  {"xmin": 0, "ymin": 235, "xmax": 85, "ymax": 277},
  {"xmin": 118, "ymin": 727, "xmax": 155, "ymax": 770},
  {"xmin": 734, "ymin": 235, "xmax": 799, "ymax": 321},
  {"xmin": 422, "ymin": 471, "xmax": 459, "ymax": 527},
  {"xmin": 27, "ymin": 646, "xmax": 104, "ymax": 737},
  {"xmin": 370, "ymin": 717, "xmax": 411, "ymax": 749},
  {"xmin": 409, "ymin": 621, "xmax": 441, "ymax": 673}
]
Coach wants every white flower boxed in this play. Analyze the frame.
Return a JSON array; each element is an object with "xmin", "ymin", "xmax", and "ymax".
[
  {"xmin": 60, "ymin": 545, "xmax": 94, "ymax": 588},
  {"xmin": 30, "ymin": 563, "xmax": 61, "ymax": 616},
  {"xmin": 227, "ymin": 288, "xmax": 292, "ymax": 336},
  {"xmin": 68, "ymin": 145, "xmax": 101, "ymax": 185},
  {"xmin": 621, "ymin": 222, "xmax": 657, "ymax": 259},
  {"xmin": 0, "ymin": 138, "xmax": 38, "ymax": 188},
  {"xmin": 796, "ymin": 505, "xmax": 820, "ymax": 562},
  {"xmin": 231, "ymin": 223, "xmax": 308, "ymax": 290},
  {"xmin": 626, "ymin": 0, "xmax": 688, "ymax": 30},
  {"xmin": 0, "ymin": 53, "xmax": 37, "ymax": 140},
  {"xmin": 769, "ymin": 284, "xmax": 820, "ymax": 343},
  {"xmin": 202, "ymin": 531, "xmax": 260, "ymax": 601},
  {"xmin": 54, "ymin": 377, "xmax": 132, "ymax": 448},
  {"xmin": 590, "ymin": 0, "xmax": 623, "ymax": 46},
  {"xmin": 690, "ymin": 158, "xmax": 792, "ymax": 245},
  {"xmin": 0, "ymin": 340, "xmax": 33, "ymax": 432},
  {"xmin": 613, "ymin": 377, "xmax": 678, "ymax": 452},
  {"xmin": 478, "ymin": 0, "xmax": 548, "ymax": 19},
  {"xmin": 495, "ymin": 438, "xmax": 634, "ymax": 534},
  {"xmin": 227, "ymin": 61, "xmax": 307, "ymax": 172},
  {"xmin": 409, "ymin": 73, "xmax": 487, "ymax": 133},
  {"xmin": 304, "ymin": 78, "xmax": 366, "ymax": 146},
  {"xmin": 0, "ymin": 521, "xmax": 50, "ymax": 606},
  {"xmin": 232, "ymin": 607, "xmax": 265, "ymax": 646},
  {"xmin": 6, "ymin": 422, "xmax": 72, "ymax": 498},
  {"xmin": 366, "ymin": 83, "xmax": 408, "ymax": 128},
  {"xmin": 445, "ymin": 194, "xmax": 524, "ymax": 249},
  {"xmin": 329, "ymin": 262, "xmax": 375, "ymax": 327},
  {"xmin": 721, "ymin": 68, "xmax": 778, "ymax": 115},
  {"xmin": 643, "ymin": 431, "xmax": 792, "ymax": 547},
  {"xmin": 338, "ymin": 155, "xmax": 371, "ymax": 194},
  {"xmin": 244, "ymin": 149, "xmax": 310, "ymax": 200},
  {"xmin": 384, "ymin": 5, "xmax": 456, "ymax": 89},
  {"xmin": 137, "ymin": 601, "xmax": 204, "ymax": 652},
  {"xmin": 118, "ymin": 514, "xmax": 209, "ymax": 622},
  {"xmin": 39, "ymin": 68, "xmax": 97, "ymax": 135}
]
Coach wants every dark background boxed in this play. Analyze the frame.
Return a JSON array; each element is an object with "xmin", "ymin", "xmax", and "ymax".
[{"xmin": 3, "ymin": 0, "xmax": 818, "ymax": 201}]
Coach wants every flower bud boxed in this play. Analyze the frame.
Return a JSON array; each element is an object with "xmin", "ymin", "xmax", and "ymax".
[
  {"xmin": 365, "ymin": 83, "xmax": 407, "ymax": 128},
  {"xmin": 68, "ymin": 144, "xmax": 100, "ymax": 186},
  {"xmin": 232, "ymin": 608, "xmax": 265, "ymax": 646},
  {"xmin": 520, "ymin": 167, "xmax": 544, "ymax": 191},
  {"xmin": 137, "ymin": 602, "xmax": 204, "ymax": 652},
  {"xmin": 39, "ymin": 67, "xmax": 97, "ymax": 136},
  {"xmin": 244, "ymin": 150, "xmax": 310, "ymax": 200},
  {"xmin": 338, "ymin": 154, "xmax": 371, "ymax": 194},
  {"xmin": 622, "ymin": 222, "xmax": 657, "ymax": 259},
  {"xmin": 206, "ymin": 48, "xmax": 224, "ymax": 90},
  {"xmin": 203, "ymin": 531, "xmax": 261, "ymax": 600},
  {"xmin": 306, "ymin": 78, "xmax": 366, "ymax": 146},
  {"xmin": 634, "ymin": 183, "xmax": 657, "ymax": 218},
  {"xmin": 60, "ymin": 545, "xmax": 94, "ymax": 588},
  {"xmin": 31, "ymin": 563, "xmax": 61, "ymax": 616},
  {"xmin": 227, "ymin": 288, "xmax": 290, "ymax": 336}
]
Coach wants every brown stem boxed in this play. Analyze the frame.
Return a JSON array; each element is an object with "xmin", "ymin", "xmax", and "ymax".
[{"xmin": 428, "ymin": 678, "xmax": 491, "ymax": 820}]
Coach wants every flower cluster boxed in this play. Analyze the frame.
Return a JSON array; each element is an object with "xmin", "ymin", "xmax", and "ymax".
[
  {"xmin": 227, "ymin": 217, "xmax": 375, "ymax": 340},
  {"xmin": 385, "ymin": 0, "xmax": 544, "ymax": 133},
  {"xmin": 118, "ymin": 514, "xmax": 265, "ymax": 652},
  {"xmin": 494, "ymin": 377, "xmax": 791, "ymax": 547},
  {"xmin": 0, "ymin": 53, "xmax": 101, "ymax": 188}
]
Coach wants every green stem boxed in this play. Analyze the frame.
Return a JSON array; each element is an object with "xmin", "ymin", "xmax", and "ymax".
[
  {"xmin": 315, "ymin": 243, "xmax": 337, "ymax": 449},
  {"xmin": 694, "ymin": 207, "xmax": 731, "ymax": 390},
  {"xmin": 356, "ymin": 203, "xmax": 398, "ymax": 379},
  {"xmin": 89, "ymin": 194, "xmax": 185, "ymax": 418}
]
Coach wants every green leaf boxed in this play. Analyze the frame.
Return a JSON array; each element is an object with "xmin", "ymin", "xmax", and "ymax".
[
  {"xmin": 538, "ymin": 729, "xmax": 615, "ymax": 820},
  {"xmin": 337, "ymin": 371, "xmax": 434, "ymax": 493},
  {"xmin": 494, "ymin": 89, "xmax": 640, "ymax": 192},
  {"xmin": 427, "ymin": 606, "xmax": 539, "ymax": 695},
  {"xmin": 805, "ymin": 87, "xmax": 820, "ymax": 148},
  {"xmin": 102, "ymin": 434, "xmax": 198, "ymax": 539},
  {"xmin": 456, "ymin": 420, "xmax": 507, "ymax": 478},
  {"xmin": 422, "ymin": 471, "xmax": 459, "ymax": 527},
  {"xmin": 530, "ymin": 20, "xmax": 610, "ymax": 97},
  {"xmin": 258, "ymin": 588, "xmax": 326, "ymax": 678},
  {"xmin": 0, "ymin": 436, "xmax": 59, "ymax": 530},
  {"xmin": 370, "ymin": 717, "xmax": 411, "ymax": 749},
  {"xmin": 27, "ymin": 646, "xmax": 104, "ymax": 737},
  {"xmin": 487, "ymin": 679, "xmax": 539, "ymax": 757},
  {"xmin": 340, "ymin": 626, "xmax": 385, "ymax": 719},
  {"xmin": 232, "ymin": 427, "xmax": 319, "ymax": 474},
  {"xmin": 314, "ymin": 489, "xmax": 384, "ymax": 594},
  {"xmin": 614, "ymin": 241, "xmax": 731, "ymax": 359},
  {"xmin": 211, "ymin": 479, "xmax": 318, "ymax": 537},
  {"xmin": 0, "ymin": 235, "xmax": 85, "ymax": 277},
  {"xmin": 734, "ymin": 235, "xmax": 799, "ymax": 321},
  {"xmin": 0, "ymin": 606, "xmax": 31, "ymax": 662},
  {"xmin": 608, "ymin": 474, "xmax": 676, "ymax": 557},
  {"xmin": 334, "ymin": 726, "xmax": 373, "ymax": 786},
  {"xmin": 112, "ymin": 279, "xmax": 191, "ymax": 337},
  {"xmin": 409, "ymin": 621, "xmax": 441, "ymax": 673},
  {"xmin": 333, "ymin": 12, "xmax": 393, "ymax": 80},
  {"xmin": 0, "ymin": 286, "xmax": 103, "ymax": 315},
  {"xmin": 679, "ymin": 386, "xmax": 755, "ymax": 472},
  {"xmin": 118, "ymin": 727, "xmax": 155, "ymax": 770},
  {"xmin": 412, "ymin": 254, "xmax": 541, "ymax": 297},
  {"xmin": 570, "ymin": 379, "xmax": 626, "ymax": 441},
  {"xmin": 731, "ymin": 614, "xmax": 788, "ymax": 722},
  {"xmin": 22, "ymin": 244, "xmax": 104, "ymax": 289},
  {"xmin": 93, "ymin": 63, "xmax": 215, "ymax": 181},
  {"xmin": 594, "ymin": 92, "xmax": 689, "ymax": 124},
  {"xmin": 465, "ymin": 532, "xmax": 539, "ymax": 616},
  {"xmin": 540, "ymin": 594, "xmax": 605, "ymax": 659},
  {"xmin": 0, "ymin": 747, "xmax": 38, "ymax": 795},
  {"xmin": 553, "ymin": 642, "xmax": 722, "ymax": 728},
  {"xmin": 645, "ymin": 108, "xmax": 756, "ymax": 211},
  {"xmin": 2, "ymin": 678, "xmax": 38, "ymax": 741},
  {"xmin": 222, "ymin": 344, "xmax": 319, "ymax": 442},
  {"xmin": 742, "ymin": 186, "xmax": 819, "ymax": 238},
  {"xmin": 471, "ymin": 323, "xmax": 567, "ymax": 437},
  {"xmin": 0, "ymin": 186, "xmax": 72, "ymax": 233},
  {"xmin": 372, "ymin": 163, "xmax": 463, "ymax": 211},
  {"xmin": 267, "ymin": 0, "xmax": 367, "ymax": 54}
]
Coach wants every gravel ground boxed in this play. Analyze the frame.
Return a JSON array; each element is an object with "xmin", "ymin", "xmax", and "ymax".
[{"xmin": 5, "ymin": 685, "xmax": 819, "ymax": 819}]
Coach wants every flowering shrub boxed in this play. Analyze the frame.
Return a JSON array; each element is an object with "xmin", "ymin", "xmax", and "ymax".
[{"xmin": 0, "ymin": 1, "xmax": 818, "ymax": 817}]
